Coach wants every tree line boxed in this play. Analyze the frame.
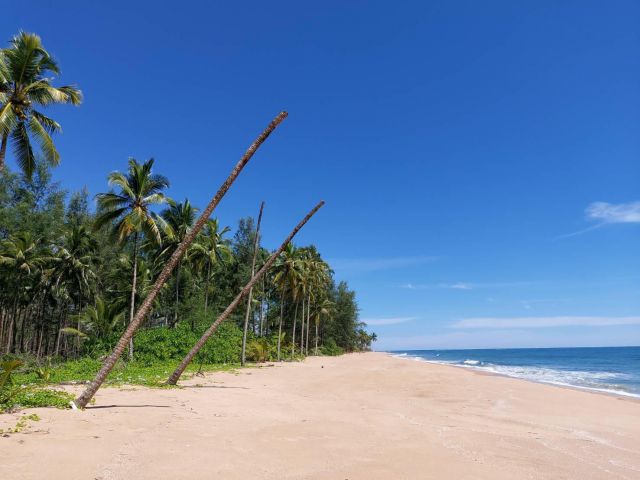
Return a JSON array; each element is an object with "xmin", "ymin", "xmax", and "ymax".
[{"xmin": 0, "ymin": 32, "xmax": 375, "ymax": 370}]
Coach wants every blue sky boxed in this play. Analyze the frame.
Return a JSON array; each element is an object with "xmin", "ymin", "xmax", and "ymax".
[{"xmin": 3, "ymin": 1, "xmax": 639, "ymax": 350}]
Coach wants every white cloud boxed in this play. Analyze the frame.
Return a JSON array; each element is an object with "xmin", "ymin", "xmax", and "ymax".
[
  {"xmin": 450, "ymin": 316, "xmax": 640, "ymax": 329},
  {"xmin": 556, "ymin": 201, "xmax": 640, "ymax": 239},
  {"xmin": 586, "ymin": 201, "xmax": 640, "ymax": 224},
  {"xmin": 401, "ymin": 281, "xmax": 533, "ymax": 290},
  {"xmin": 362, "ymin": 316, "xmax": 418, "ymax": 326},
  {"xmin": 331, "ymin": 256, "xmax": 437, "ymax": 274}
]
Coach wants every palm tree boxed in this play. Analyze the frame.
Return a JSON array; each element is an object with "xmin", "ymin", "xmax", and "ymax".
[
  {"xmin": 74, "ymin": 111, "xmax": 288, "ymax": 409},
  {"xmin": 313, "ymin": 298, "xmax": 334, "ymax": 355},
  {"xmin": 241, "ymin": 201, "xmax": 264, "ymax": 366},
  {"xmin": 189, "ymin": 219, "xmax": 232, "ymax": 314},
  {"xmin": 273, "ymin": 243, "xmax": 303, "ymax": 360},
  {"xmin": 160, "ymin": 200, "xmax": 197, "ymax": 325},
  {"xmin": 166, "ymin": 201, "xmax": 324, "ymax": 385},
  {"xmin": 0, "ymin": 232, "xmax": 48, "ymax": 352},
  {"xmin": 50, "ymin": 225, "xmax": 98, "ymax": 356},
  {"xmin": 94, "ymin": 158, "xmax": 170, "ymax": 359},
  {"xmin": 0, "ymin": 32, "xmax": 82, "ymax": 177},
  {"xmin": 63, "ymin": 296, "xmax": 124, "ymax": 340}
]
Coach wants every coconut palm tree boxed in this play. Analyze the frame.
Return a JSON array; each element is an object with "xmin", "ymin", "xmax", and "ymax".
[
  {"xmin": 166, "ymin": 201, "xmax": 324, "ymax": 385},
  {"xmin": 74, "ymin": 111, "xmax": 288, "ymax": 409},
  {"xmin": 94, "ymin": 158, "xmax": 171, "ymax": 359},
  {"xmin": 0, "ymin": 232, "xmax": 48, "ymax": 352},
  {"xmin": 0, "ymin": 32, "xmax": 82, "ymax": 177},
  {"xmin": 160, "ymin": 200, "xmax": 197, "ymax": 325},
  {"xmin": 241, "ymin": 201, "xmax": 264, "ymax": 366},
  {"xmin": 273, "ymin": 242, "xmax": 303, "ymax": 359},
  {"xmin": 189, "ymin": 219, "xmax": 232, "ymax": 314}
]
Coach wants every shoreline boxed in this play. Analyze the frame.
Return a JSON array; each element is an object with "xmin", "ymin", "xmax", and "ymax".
[
  {"xmin": 385, "ymin": 352, "xmax": 640, "ymax": 401},
  {"xmin": 2, "ymin": 352, "xmax": 639, "ymax": 479}
]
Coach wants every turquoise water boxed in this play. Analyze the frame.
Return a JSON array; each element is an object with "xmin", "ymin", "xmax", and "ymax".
[{"xmin": 390, "ymin": 346, "xmax": 640, "ymax": 398}]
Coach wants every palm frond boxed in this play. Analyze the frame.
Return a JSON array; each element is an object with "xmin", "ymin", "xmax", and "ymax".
[
  {"xmin": 11, "ymin": 121, "xmax": 35, "ymax": 178},
  {"xmin": 28, "ymin": 114, "xmax": 60, "ymax": 165}
]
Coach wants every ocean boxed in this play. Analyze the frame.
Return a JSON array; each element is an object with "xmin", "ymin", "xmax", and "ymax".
[{"xmin": 389, "ymin": 346, "xmax": 640, "ymax": 398}]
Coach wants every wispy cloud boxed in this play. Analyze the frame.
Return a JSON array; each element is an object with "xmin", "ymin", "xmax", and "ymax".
[
  {"xmin": 450, "ymin": 316, "xmax": 640, "ymax": 329},
  {"xmin": 586, "ymin": 201, "xmax": 640, "ymax": 223},
  {"xmin": 330, "ymin": 255, "xmax": 437, "ymax": 274},
  {"xmin": 557, "ymin": 201, "xmax": 640, "ymax": 239},
  {"xmin": 361, "ymin": 316, "xmax": 418, "ymax": 326},
  {"xmin": 401, "ymin": 281, "xmax": 533, "ymax": 291}
]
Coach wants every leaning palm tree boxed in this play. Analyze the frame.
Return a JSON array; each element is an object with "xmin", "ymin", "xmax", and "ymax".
[
  {"xmin": 166, "ymin": 201, "xmax": 324, "ymax": 385},
  {"xmin": 94, "ymin": 158, "xmax": 171, "ymax": 359},
  {"xmin": 73, "ymin": 112, "xmax": 288, "ymax": 409},
  {"xmin": 188, "ymin": 219, "xmax": 232, "ymax": 314},
  {"xmin": 0, "ymin": 32, "xmax": 82, "ymax": 177}
]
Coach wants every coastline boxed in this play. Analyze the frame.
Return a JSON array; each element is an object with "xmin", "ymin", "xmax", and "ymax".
[
  {"xmin": 387, "ymin": 351, "xmax": 640, "ymax": 401},
  {"xmin": 2, "ymin": 352, "xmax": 639, "ymax": 479}
]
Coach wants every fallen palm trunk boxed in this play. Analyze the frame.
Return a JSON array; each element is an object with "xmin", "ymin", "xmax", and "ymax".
[
  {"xmin": 73, "ymin": 112, "xmax": 288, "ymax": 409},
  {"xmin": 166, "ymin": 200, "xmax": 325, "ymax": 385},
  {"xmin": 241, "ymin": 201, "xmax": 265, "ymax": 366}
]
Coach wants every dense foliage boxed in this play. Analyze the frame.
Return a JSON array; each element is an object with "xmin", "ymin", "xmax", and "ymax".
[{"xmin": 0, "ymin": 32, "xmax": 375, "ymax": 402}]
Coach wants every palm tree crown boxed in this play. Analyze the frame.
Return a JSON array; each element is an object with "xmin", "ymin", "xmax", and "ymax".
[{"xmin": 0, "ymin": 31, "xmax": 82, "ymax": 177}]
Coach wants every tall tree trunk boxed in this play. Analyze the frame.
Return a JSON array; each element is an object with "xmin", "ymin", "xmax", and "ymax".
[
  {"xmin": 0, "ymin": 133, "xmax": 8, "ymax": 171},
  {"xmin": 277, "ymin": 293, "xmax": 284, "ymax": 361},
  {"xmin": 204, "ymin": 260, "xmax": 211, "ymax": 315},
  {"xmin": 166, "ymin": 201, "xmax": 324, "ymax": 385},
  {"xmin": 128, "ymin": 233, "xmax": 139, "ymax": 360},
  {"xmin": 74, "ymin": 112, "xmax": 288, "ymax": 409},
  {"xmin": 175, "ymin": 262, "xmax": 181, "ymax": 327},
  {"xmin": 259, "ymin": 275, "xmax": 265, "ymax": 336},
  {"xmin": 5, "ymin": 298, "xmax": 17, "ymax": 354},
  {"xmin": 241, "ymin": 201, "xmax": 264, "ymax": 366},
  {"xmin": 291, "ymin": 300, "xmax": 299, "ymax": 357},
  {"xmin": 315, "ymin": 316, "xmax": 319, "ymax": 355},
  {"xmin": 306, "ymin": 294, "xmax": 311, "ymax": 354},
  {"xmin": 300, "ymin": 294, "xmax": 307, "ymax": 355}
]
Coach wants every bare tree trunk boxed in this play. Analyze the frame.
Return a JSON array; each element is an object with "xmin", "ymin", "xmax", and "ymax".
[
  {"xmin": 128, "ymin": 234, "xmax": 139, "ymax": 360},
  {"xmin": 306, "ymin": 294, "xmax": 311, "ymax": 354},
  {"xmin": 175, "ymin": 262, "xmax": 181, "ymax": 327},
  {"xmin": 0, "ymin": 133, "xmax": 8, "ymax": 171},
  {"xmin": 259, "ymin": 275, "xmax": 265, "ymax": 336},
  {"xmin": 277, "ymin": 294, "xmax": 284, "ymax": 361},
  {"xmin": 314, "ymin": 317, "xmax": 319, "ymax": 355},
  {"xmin": 73, "ymin": 112, "xmax": 288, "ymax": 409},
  {"xmin": 300, "ymin": 296, "xmax": 305, "ymax": 353},
  {"xmin": 204, "ymin": 260, "xmax": 211, "ymax": 315},
  {"xmin": 241, "ymin": 201, "xmax": 264, "ymax": 366},
  {"xmin": 291, "ymin": 300, "xmax": 299, "ymax": 357},
  {"xmin": 166, "ymin": 201, "xmax": 324, "ymax": 385}
]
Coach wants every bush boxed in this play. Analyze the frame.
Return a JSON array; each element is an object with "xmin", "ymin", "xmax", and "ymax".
[
  {"xmin": 0, "ymin": 386, "xmax": 73, "ymax": 412},
  {"xmin": 320, "ymin": 338, "xmax": 344, "ymax": 356},
  {"xmin": 133, "ymin": 321, "xmax": 243, "ymax": 364}
]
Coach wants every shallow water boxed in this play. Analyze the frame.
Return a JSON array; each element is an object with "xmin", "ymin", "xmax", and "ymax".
[{"xmin": 390, "ymin": 346, "xmax": 640, "ymax": 398}]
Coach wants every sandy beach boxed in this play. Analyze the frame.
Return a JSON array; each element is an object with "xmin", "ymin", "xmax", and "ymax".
[{"xmin": 1, "ymin": 352, "xmax": 639, "ymax": 479}]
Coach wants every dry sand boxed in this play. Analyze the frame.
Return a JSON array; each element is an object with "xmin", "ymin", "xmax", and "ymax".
[{"xmin": 1, "ymin": 352, "xmax": 639, "ymax": 479}]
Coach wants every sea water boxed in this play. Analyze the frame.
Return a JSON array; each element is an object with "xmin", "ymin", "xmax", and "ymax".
[{"xmin": 389, "ymin": 346, "xmax": 640, "ymax": 398}]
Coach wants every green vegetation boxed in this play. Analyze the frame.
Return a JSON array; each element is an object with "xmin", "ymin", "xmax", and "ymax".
[{"xmin": 0, "ymin": 31, "xmax": 375, "ymax": 412}]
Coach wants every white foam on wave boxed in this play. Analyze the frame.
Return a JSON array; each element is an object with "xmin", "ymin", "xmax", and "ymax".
[
  {"xmin": 462, "ymin": 359, "xmax": 481, "ymax": 366},
  {"xmin": 390, "ymin": 353, "xmax": 640, "ymax": 398}
]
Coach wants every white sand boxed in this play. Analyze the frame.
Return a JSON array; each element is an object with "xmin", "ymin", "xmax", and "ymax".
[{"xmin": 1, "ymin": 352, "xmax": 639, "ymax": 479}]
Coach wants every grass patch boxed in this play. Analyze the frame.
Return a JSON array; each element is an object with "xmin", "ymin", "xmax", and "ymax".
[{"xmin": 1, "ymin": 357, "xmax": 240, "ymax": 413}]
